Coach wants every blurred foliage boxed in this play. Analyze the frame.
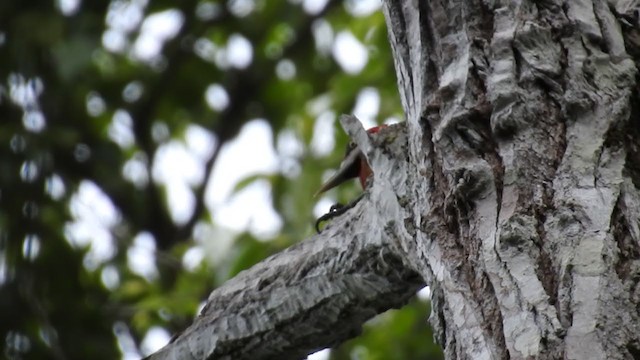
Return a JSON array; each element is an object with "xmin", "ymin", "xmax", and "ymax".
[
  {"xmin": 332, "ymin": 298, "xmax": 443, "ymax": 360},
  {"xmin": 0, "ymin": 0, "xmax": 442, "ymax": 359}
]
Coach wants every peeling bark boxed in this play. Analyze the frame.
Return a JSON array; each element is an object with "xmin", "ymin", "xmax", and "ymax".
[{"xmin": 149, "ymin": 1, "xmax": 640, "ymax": 359}]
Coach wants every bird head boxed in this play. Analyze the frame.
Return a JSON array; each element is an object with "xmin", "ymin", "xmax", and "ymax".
[{"xmin": 315, "ymin": 125, "xmax": 386, "ymax": 196}]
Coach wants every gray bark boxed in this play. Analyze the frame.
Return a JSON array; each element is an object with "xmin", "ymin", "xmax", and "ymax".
[
  {"xmin": 149, "ymin": 0, "xmax": 640, "ymax": 359},
  {"xmin": 382, "ymin": 0, "xmax": 640, "ymax": 358}
]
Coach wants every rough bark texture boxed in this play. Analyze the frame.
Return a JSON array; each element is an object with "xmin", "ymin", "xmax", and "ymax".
[
  {"xmin": 149, "ymin": 0, "xmax": 640, "ymax": 359},
  {"xmin": 382, "ymin": 0, "xmax": 640, "ymax": 359}
]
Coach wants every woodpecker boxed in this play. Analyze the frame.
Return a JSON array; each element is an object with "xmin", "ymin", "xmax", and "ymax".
[
  {"xmin": 315, "ymin": 125, "xmax": 387, "ymax": 232},
  {"xmin": 315, "ymin": 125, "xmax": 387, "ymax": 195}
]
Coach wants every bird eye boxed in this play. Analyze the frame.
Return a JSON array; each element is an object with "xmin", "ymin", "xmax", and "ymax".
[{"xmin": 344, "ymin": 141, "xmax": 357, "ymax": 156}]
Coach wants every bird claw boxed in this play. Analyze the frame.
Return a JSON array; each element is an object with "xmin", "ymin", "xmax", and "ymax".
[
  {"xmin": 315, "ymin": 203, "xmax": 344, "ymax": 233},
  {"xmin": 314, "ymin": 193, "xmax": 365, "ymax": 233}
]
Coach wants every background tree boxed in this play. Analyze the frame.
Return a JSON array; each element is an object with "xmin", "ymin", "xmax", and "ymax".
[{"xmin": 0, "ymin": 0, "xmax": 441, "ymax": 359}]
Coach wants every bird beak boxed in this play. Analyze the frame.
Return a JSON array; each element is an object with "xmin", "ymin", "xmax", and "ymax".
[{"xmin": 314, "ymin": 147, "xmax": 362, "ymax": 197}]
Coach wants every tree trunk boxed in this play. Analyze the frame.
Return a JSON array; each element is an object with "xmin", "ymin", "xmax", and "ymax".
[
  {"xmin": 383, "ymin": 0, "xmax": 640, "ymax": 358},
  {"xmin": 149, "ymin": 1, "xmax": 640, "ymax": 359}
]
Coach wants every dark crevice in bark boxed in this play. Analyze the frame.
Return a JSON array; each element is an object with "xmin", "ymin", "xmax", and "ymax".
[
  {"xmin": 479, "ymin": 273, "xmax": 508, "ymax": 360},
  {"xmin": 420, "ymin": 112, "xmax": 450, "ymax": 236},
  {"xmin": 555, "ymin": 118, "xmax": 568, "ymax": 172},
  {"xmin": 612, "ymin": 195, "xmax": 640, "ymax": 280},
  {"xmin": 417, "ymin": 3, "xmax": 440, "ymax": 116},
  {"xmin": 472, "ymin": 0, "xmax": 494, "ymax": 42},
  {"xmin": 470, "ymin": 53, "xmax": 489, "ymax": 95},
  {"xmin": 534, "ymin": 170, "xmax": 558, "ymax": 290},
  {"xmin": 550, "ymin": 7, "xmax": 570, "ymax": 97},
  {"xmin": 499, "ymin": 88, "xmax": 561, "ymax": 310},
  {"xmin": 420, "ymin": 112, "xmax": 456, "ymax": 246},
  {"xmin": 461, "ymin": 106, "xmax": 504, "ymax": 226},
  {"xmin": 532, "ymin": 70, "xmax": 568, "ymax": 178},
  {"xmin": 417, "ymin": 0, "xmax": 434, "ymax": 102},
  {"xmin": 533, "ymin": 71, "xmax": 564, "ymax": 106},
  {"xmin": 593, "ymin": 144, "xmax": 606, "ymax": 190},
  {"xmin": 511, "ymin": 40, "xmax": 523, "ymax": 82},
  {"xmin": 579, "ymin": 43, "xmax": 602, "ymax": 99},
  {"xmin": 443, "ymin": 169, "xmax": 485, "ymax": 250},
  {"xmin": 420, "ymin": 114, "xmax": 460, "ymax": 354},
  {"xmin": 452, "ymin": 27, "xmax": 501, "ymax": 205},
  {"xmin": 624, "ymin": 86, "xmax": 640, "ymax": 188},
  {"xmin": 599, "ymin": 98, "xmax": 628, "ymax": 185},
  {"xmin": 466, "ymin": 0, "xmax": 494, "ymax": 94},
  {"xmin": 626, "ymin": 342, "xmax": 640, "ymax": 360},
  {"xmin": 560, "ymin": 3, "xmax": 571, "ymax": 28},
  {"xmin": 384, "ymin": 0, "xmax": 413, "ymax": 102},
  {"xmin": 536, "ymin": 80, "xmax": 566, "ymax": 179},
  {"xmin": 445, "ymin": 170, "xmax": 507, "ymax": 358},
  {"xmin": 591, "ymin": 1, "xmax": 612, "ymax": 54},
  {"xmin": 536, "ymin": 0, "xmax": 572, "ymax": 60},
  {"xmin": 384, "ymin": 1, "xmax": 407, "ymax": 46},
  {"xmin": 557, "ymin": 263, "xmax": 573, "ymax": 328},
  {"xmin": 534, "ymin": 208, "xmax": 558, "ymax": 306},
  {"xmin": 441, "ymin": 180, "xmax": 466, "ymax": 242},
  {"xmin": 616, "ymin": 6, "xmax": 640, "ymax": 59},
  {"xmin": 429, "ymin": 284, "xmax": 447, "ymax": 350}
]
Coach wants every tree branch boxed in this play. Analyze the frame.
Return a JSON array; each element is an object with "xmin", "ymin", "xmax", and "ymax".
[
  {"xmin": 147, "ymin": 117, "xmax": 418, "ymax": 359},
  {"xmin": 147, "ymin": 197, "xmax": 423, "ymax": 359}
]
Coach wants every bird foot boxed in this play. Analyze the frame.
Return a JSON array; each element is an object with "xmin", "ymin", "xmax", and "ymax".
[{"xmin": 315, "ymin": 193, "xmax": 365, "ymax": 233}]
